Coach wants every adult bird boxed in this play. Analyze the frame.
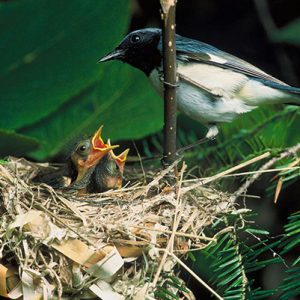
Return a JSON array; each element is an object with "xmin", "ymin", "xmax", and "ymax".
[{"xmin": 99, "ymin": 28, "xmax": 300, "ymax": 140}]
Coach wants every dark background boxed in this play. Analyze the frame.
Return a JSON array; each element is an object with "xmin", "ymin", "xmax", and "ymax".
[
  {"xmin": 131, "ymin": 0, "xmax": 300, "ymax": 85},
  {"xmin": 130, "ymin": 0, "xmax": 300, "ymax": 297}
]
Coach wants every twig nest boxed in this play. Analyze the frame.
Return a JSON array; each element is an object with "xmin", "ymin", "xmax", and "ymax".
[{"xmin": 0, "ymin": 157, "xmax": 236, "ymax": 299}]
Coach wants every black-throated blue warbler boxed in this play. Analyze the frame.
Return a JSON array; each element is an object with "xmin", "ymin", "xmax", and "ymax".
[{"xmin": 99, "ymin": 28, "xmax": 300, "ymax": 139}]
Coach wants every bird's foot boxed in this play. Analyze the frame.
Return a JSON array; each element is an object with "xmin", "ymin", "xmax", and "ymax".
[
  {"xmin": 176, "ymin": 126, "xmax": 218, "ymax": 154},
  {"xmin": 205, "ymin": 125, "xmax": 219, "ymax": 139},
  {"xmin": 177, "ymin": 137, "xmax": 211, "ymax": 154}
]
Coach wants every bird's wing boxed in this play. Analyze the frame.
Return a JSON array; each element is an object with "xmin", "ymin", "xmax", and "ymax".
[{"xmin": 175, "ymin": 36, "xmax": 287, "ymax": 86}]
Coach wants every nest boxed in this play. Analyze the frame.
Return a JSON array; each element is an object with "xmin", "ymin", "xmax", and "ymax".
[{"xmin": 0, "ymin": 157, "xmax": 246, "ymax": 299}]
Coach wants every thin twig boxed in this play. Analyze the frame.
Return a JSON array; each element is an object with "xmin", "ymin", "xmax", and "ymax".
[
  {"xmin": 132, "ymin": 226, "xmax": 216, "ymax": 241},
  {"xmin": 132, "ymin": 140, "xmax": 147, "ymax": 184},
  {"xmin": 160, "ymin": 249, "xmax": 224, "ymax": 300},
  {"xmin": 161, "ymin": 0, "xmax": 177, "ymax": 165},
  {"xmin": 170, "ymin": 162, "xmax": 186, "ymax": 253},
  {"xmin": 183, "ymin": 166, "xmax": 300, "ymax": 182},
  {"xmin": 29, "ymin": 202, "xmax": 94, "ymax": 246},
  {"xmin": 39, "ymin": 251, "xmax": 63, "ymax": 300},
  {"xmin": 231, "ymin": 143, "xmax": 300, "ymax": 202},
  {"xmin": 151, "ymin": 162, "xmax": 185, "ymax": 287},
  {"xmin": 182, "ymin": 152, "xmax": 270, "ymax": 194}
]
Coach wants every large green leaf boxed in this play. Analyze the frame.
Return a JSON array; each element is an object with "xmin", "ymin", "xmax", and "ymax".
[
  {"xmin": 20, "ymin": 64, "xmax": 163, "ymax": 160},
  {"xmin": 0, "ymin": 0, "xmax": 164, "ymax": 160},
  {"xmin": 0, "ymin": 130, "xmax": 39, "ymax": 157},
  {"xmin": 0, "ymin": 0, "xmax": 129, "ymax": 130},
  {"xmin": 272, "ymin": 19, "xmax": 300, "ymax": 46}
]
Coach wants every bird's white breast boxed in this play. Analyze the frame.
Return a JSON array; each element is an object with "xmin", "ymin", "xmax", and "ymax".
[{"xmin": 149, "ymin": 63, "xmax": 255, "ymax": 125}]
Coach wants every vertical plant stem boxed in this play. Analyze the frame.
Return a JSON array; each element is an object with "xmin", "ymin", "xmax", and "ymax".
[{"xmin": 160, "ymin": 0, "xmax": 177, "ymax": 165}]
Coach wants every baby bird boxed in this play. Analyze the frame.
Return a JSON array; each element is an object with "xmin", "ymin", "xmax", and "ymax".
[
  {"xmin": 69, "ymin": 127, "xmax": 129, "ymax": 194},
  {"xmin": 33, "ymin": 126, "xmax": 129, "ymax": 194},
  {"xmin": 90, "ymin": 140, "xmax": 129, "ymax": 192}
]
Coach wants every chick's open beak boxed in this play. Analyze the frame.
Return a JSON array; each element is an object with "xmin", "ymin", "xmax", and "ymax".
[
  {"xmin": 98, "ymin": 49, "xmax": 125, "ymax": 63},
  {"xmin": 107, "ymin": 139, "xmax": 129, "ymax": 174},
  {"xmin": 85, "ymin": 126, "xmax": 119, "ymax": 168}
]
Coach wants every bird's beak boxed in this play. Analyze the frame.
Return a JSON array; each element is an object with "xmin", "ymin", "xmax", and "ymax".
[
  {"xmin": 98, "ymin": 49, "xmax": 125, "ymax": 63},
  {"xmin": 108, "ymin": 141, "xmax": 129, "ymax": 174},
  {"xmin": 85, "ymin": 126, "xmax": 119, "ymax": 168}
]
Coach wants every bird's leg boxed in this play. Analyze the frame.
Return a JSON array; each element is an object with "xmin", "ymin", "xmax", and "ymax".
[
  {"xmin": 177, "ymin": 125, "xmax": 218, "ymax": 154},
  {"xmin": 205, "ymin": 125, "xmax": 219, "ymax": 139}
]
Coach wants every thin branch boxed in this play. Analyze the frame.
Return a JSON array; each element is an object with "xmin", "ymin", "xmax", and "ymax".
[
  {"xmin": 231, "ymin": 142, "xmax": 300, "ymax": 202},
  {"xmin": 131, "ymin": 225, "xmax": 216, "ymax": 241},
  {"xmin": 182, "ymin": 166, "xmax": 300, "ymax": 182},
  {"xmin": 151, "ymin": 162, "xmax": 185, "ymax": 287},
  {"xmin": 160, "ymin": 249, "xmax": 224, "ymax": 300},
  {"xmin": 182, "ymin": 152, "xmax": 271, "ymax": 194},
  {"xmin": 161, "ymin": 0, "xmax": 177, "ymax": 165},
  {"xmin": 132, "ymin": 140, "xmax": 146, "ymax": 184}
]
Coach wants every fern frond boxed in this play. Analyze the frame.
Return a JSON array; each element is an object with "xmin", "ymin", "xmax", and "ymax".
[
  {"xmin": 199, "ymin": 213, "xmax": 282, "ymax": 299},
  {"xmin": 276, "ymin": 211, "xmax": 300, "ymax": 299},
  {"xmin": 281, "ymin": 211, "xmax": 300, "ymax": 255},
  {"xmin": 279, "ymin": 267, "xmax": 300, "ymax": 300},
  {"xmin": 154, "ymin": 275, "xmax": 189, "ymax": 300}
]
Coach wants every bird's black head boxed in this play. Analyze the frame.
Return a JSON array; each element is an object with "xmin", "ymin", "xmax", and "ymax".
[{"xmin": 99, "ymin": 28, "xmax": 162, "ymax": 76}]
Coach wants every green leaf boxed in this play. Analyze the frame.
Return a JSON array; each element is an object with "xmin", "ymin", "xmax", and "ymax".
[
  {"xmin": 20, "ymin": 65, "xmax": 163, "ymax": 160},
  {"xmin": 272, "ymin": 18, "xmax": 300, "ymax": 46},
  {"xmin": 155, "ymin": 287, "xmax": 179, "ymax": 300},
  {"xmin": 0, "ymin": 0, "xmax": 129, "ymax": 130},
  {"xmin": 245, "ymin": 228, "xmax": 270, "ymax": 235},
  {"xmin": 0, "ymin": 129, "xmax": 39, "ymax": 157},
  {"xmin": 0, "ymin": 0, "xmax": 164, "ymax": 160}
]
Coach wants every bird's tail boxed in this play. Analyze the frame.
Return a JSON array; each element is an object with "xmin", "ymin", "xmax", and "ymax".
[
  {"xmin": 263, "ymin": 80, "xmax": 300, "ymax": 105},
  {"xmin": 283, "ymin": 86, "xmax": 300, "ymax": 106}
]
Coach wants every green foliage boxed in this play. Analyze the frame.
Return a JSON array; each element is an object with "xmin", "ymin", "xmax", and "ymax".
[
  {"xmin": 197, "ymin": 212, "xmax": 281, "ymax": 299},
  {"xmin": 278, "ymin": 211, "xmax": 300, "ymax": 299},
  {"xmin": 20, "ymin": 64, "xmax": 163, "ymax": 160},
  {"xmin": 0, "ymin": 130, "xmax": 39, "ymax": 157},
  {"xmin": 193, "ymin": 106, "xmax": 299, "ymax": 168},
  {"xmin": 186, "ymin": 211, "xmax": 300, "ymax": 300},
  {"xmin": 154, "ymin": 275, "xmax": 189, "ymax": 300},
  {"xmin": 0, "ymin": 0, "xmax": 163, "ymax": 160},
  {"xmin": 281, "ymin": 211, "xmax": 300, "ymax": 256},
  {"xmin": 272, "ymin": 18, "xmax": 300, "ymax": 46}
]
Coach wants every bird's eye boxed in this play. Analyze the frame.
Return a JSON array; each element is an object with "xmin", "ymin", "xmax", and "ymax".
[
  {"xmin": 76, "ymin": 141, "xmax": 90, "ymax": 155},
  {"xmin": 130, "ymin": 34, "xmax": 141, "ymax": 44}
]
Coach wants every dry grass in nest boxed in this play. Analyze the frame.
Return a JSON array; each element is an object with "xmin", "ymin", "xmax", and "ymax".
[{"xmin": 0, "ymin": 146, "xmax": 299, "ymax": 299}]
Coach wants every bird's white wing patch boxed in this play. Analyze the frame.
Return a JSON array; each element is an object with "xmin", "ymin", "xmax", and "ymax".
[
  {"xmin": 177, "ymin": 62, "xmax": 248, "ymax": 95},
  {"xmin": 208, "ymin": 53, "xmax": 227, "ymax": 64}
]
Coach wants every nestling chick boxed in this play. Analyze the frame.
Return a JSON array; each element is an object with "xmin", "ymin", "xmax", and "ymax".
[
  {"xmin": 89, "ymin": 141, "xmax": 129, "ymax": 192},
  {"xmin": 67, "ymin": 126, "xmax": 118, "ymax": 193},
  {"xmin": 33, "ymin": 126, "xmax": 129, "ymax": 194},
  {"xmin": 69, "ymin": 127, "xmax": 129, "ymax": 194}
]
